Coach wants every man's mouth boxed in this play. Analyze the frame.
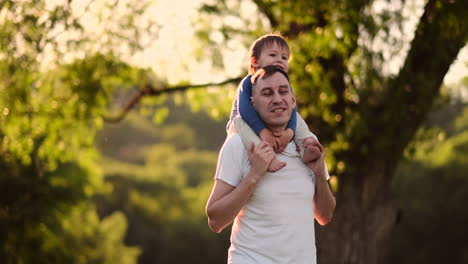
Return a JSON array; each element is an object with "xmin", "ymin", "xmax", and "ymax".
[{"xmin": 271, "ymin": 107, "xmax": 286, "ymax": 113}]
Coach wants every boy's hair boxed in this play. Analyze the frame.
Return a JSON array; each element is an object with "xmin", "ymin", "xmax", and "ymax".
[
  {"xmin": 251, "ymin": 65, "xmax": 290, "ymax": 87},
  {"xmin": 248, "ymin": 33, "xmax": 290, "ymax": 74}
]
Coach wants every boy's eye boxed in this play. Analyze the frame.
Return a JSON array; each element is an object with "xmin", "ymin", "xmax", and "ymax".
[{"xmin": 282, "ymin": 56, "xmax": 287, "ymax": 60}]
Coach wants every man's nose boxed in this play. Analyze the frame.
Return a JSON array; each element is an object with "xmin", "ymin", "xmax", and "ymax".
[{"xmin": 272, "ymin": 91, "xmax": 282, "ymax": 103}]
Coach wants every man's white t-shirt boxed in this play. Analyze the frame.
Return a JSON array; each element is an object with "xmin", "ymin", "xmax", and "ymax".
[{"xmin": 215, "ymin": 133, "xmax": 318, "ymax": 264}]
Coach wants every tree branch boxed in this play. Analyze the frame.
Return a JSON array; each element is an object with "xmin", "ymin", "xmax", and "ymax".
[
  {"xmin": 383, "ymin": 0, "xmax": 468, "ymax": 154},
  {"xmin": 103, "ymin": 76, "xmax": 243, "ymax": 123}
]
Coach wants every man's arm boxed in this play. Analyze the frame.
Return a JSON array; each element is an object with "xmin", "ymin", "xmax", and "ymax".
[
  {"xmin": 313, "ymin": 168, "xmax": 336, "ymax": 225},
  {"xmin": 206, "ymin": 142, "xmax": 274, "ymax": 233},
  {"xmin": 206, "ymin": 175, "xmax": 258, "ymax": 233},
  {"xmin": 306, "ymin": 144, "xmax": 336, "ymax": 225}
]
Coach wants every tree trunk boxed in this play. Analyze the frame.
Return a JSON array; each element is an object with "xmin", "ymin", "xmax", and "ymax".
[
  {"xmin": 316, "ymin": 193, "xmax": 398, "ymax": 264},
  {"xmin": 316, "ymin": 160, "xmax": 399, "ymax": 264}
]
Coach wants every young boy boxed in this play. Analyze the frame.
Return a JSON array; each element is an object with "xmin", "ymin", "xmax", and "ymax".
[{"xmin": 227, "ymin": 33, "xmax": 325, "ymax": 172}]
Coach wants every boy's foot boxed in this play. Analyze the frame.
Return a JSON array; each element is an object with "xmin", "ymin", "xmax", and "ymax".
[
  {"xmin": 268, "ymin": 157, "xmax": 287, "ymax": 172},
  {"xmin": 303, "ymin": 144, "xmax": 321, "ymax": 164}
]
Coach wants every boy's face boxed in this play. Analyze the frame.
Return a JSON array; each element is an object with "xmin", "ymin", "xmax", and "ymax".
[{"xmin": 253, "ymin": 42, "xmax": 290, "ymax": 72}]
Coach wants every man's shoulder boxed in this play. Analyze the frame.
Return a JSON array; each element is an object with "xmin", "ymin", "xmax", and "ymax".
[
  {"xmin": 223, "ymin": 133, "xmax": 244, "ymax": 151},
  {"xmin": 220, "ymin": 133, "xmax": 250, "ymax": 162}
]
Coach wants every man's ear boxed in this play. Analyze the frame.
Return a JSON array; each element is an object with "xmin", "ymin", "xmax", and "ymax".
[{"xmin": 250, "ymin": 96, "xmax": 254, "ymax": 105}]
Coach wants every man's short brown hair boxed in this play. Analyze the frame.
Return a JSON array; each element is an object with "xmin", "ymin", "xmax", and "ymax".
[{"xmin": 251, "ymin": 65, "xmax": 290, "ymax": 87}]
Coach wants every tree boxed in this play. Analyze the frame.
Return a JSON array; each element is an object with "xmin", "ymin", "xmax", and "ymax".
[
  {"xmin": 94, "ymin": 109, "xmax": 232, "ymax": 263},
  {"xmin": 195, "ymin": 0, "xmax": 468, "ymax": 263},
  {"xmin": 0, "ymin": 0, "xmax": 153, "ymax": 262}
]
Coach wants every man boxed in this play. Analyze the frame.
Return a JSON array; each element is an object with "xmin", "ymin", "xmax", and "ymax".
[{"xmin": 206, "ymin": 66, "xmax": 336, "ymax": 264}]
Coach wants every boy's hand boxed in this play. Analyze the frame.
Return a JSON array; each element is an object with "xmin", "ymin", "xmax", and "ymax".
[
  {"xmin": 272, "ymin": 128, "xmax": 294, "ymax": 153},
  {"xmin": 306, "ymin": 147, "xmax": 326, "ymax": 180},
  {"xmin": 303, "ymin": 136, "xmax": 322, "ymax": 151},
  {"xmin": 302, "ymin": 136, "xmax": 323, "ymax": 164},
  {"xmin": 259, "ymin": 128, "xmax": 279, "ymax": 152}
]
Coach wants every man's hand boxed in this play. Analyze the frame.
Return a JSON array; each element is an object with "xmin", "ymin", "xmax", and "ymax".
[
  {"xmin": 272, "ymin": 128, "xmax": 294, "ymax": 153},
  {"xmin": 247, "ymin": 141, "xmax": 275, "ymax": 179},
  {"xmin": 259, "ymin": 128, "xmax": 279, "ymax": 152}
]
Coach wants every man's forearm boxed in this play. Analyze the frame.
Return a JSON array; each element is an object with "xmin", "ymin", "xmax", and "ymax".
[{"xmin": 313, "ymin": 173, "xmax": 336, "ymax": 225}]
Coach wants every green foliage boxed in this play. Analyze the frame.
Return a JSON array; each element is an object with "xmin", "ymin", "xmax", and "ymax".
[
  {"xmin": 95, "ymin": 106, "xmax": 231, "ymax": 263},
  {"xmin": 0, "ymin": 154, "xmax": 140, "ymax": 263},
  {"xmin": 59, "ymin": 207, "xmax": 140, "ymax": 264},
  {"xmin": 0, "ymin": 1, "xmax": 158, "ymax": 262},
  {"xmin": 388, "ymin": 104, "xmax": 468, "ymax": 264},
  {"xmin": 5, "ymin": 204, "xmax": 140, "ymax": 264},
  {"xmin": 182, "ymin": 86, "xmax": 236, "ymax": 121},
  {"xmin": 96, "ymin": 147, "xmax": 230, "ymax": 263}
]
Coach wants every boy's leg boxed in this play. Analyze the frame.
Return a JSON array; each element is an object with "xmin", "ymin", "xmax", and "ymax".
[
  {"xmin": 294, "ymin": 112, "xmax": 330, "ymax": 179},
  {"xmin": 233, "ymin": 115, "xmax": 261, "ymax": 146},
  {"xmin": 234, "ymin": 116, "xmax": 286, "ymax": 172},
  {"xmin": 227, "ymin": 117, "xmax": 239, "ymax": 137},
  {"xmin": 294, "ymin": 112, "xmax": 318, "ymax": 157}
]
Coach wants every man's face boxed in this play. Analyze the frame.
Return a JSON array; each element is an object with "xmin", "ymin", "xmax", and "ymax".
[
  {"xmin": 251, "ymin": 72, "xmax": 296, "ymax": 130},
  {"xmin": 253, "ymin": 42, "xmax": 290, "ymax": 72}
]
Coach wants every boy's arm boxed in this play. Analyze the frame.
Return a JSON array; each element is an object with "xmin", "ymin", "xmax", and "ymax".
[
  {"xmin": 287, "ymin": 107, "xmax": 298, "ymax": 133},
  {"xmin": 226, "ymin": 76, "xmax": 249, "ymax": 133},
  {"xmin": 238, "ymin": 75, "xmax": 266, "ymax": 135}
]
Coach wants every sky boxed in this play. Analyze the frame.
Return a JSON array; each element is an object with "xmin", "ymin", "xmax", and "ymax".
[
  {"xmin": 47, "ymin": 0, "xmax": 467, "ymax": 87},
  {"xmin": 128, "ymin": 0, "xmax": 468, "ymax": 86}
]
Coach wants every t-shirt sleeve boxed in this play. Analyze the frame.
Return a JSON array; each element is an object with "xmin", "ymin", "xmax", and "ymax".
[
  {"xmin": 214, "ymin": 135, "xmax": 246, "ymax": 186},
  {"xmin": 238, "ymin": 75, "xmax": 266, "ymax": 135}
]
